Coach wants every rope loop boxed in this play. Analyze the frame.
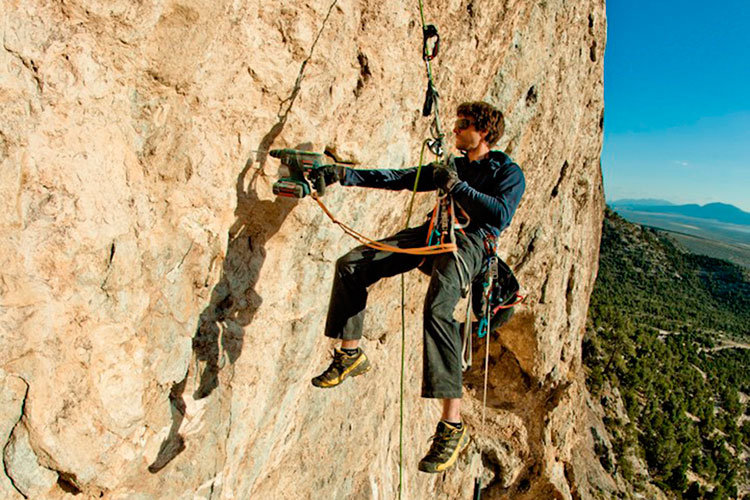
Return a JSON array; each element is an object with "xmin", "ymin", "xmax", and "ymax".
[{"xmin": 422, "ymin": 81, "xmax": 439, "ymax": 117}]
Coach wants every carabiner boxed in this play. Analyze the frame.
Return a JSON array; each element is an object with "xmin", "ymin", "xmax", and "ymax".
[{"xmin": 422, "ymin": 24, "xmax": 440, "ymax": 61}]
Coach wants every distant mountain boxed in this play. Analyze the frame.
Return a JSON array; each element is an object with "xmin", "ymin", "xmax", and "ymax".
[
  {"xmin": 610, "ymin": 198, "xmax": 675, "ymax": 206},
  {"xmin": 610, "ymin": 200, "xmax": 750, "ymax": 226}
]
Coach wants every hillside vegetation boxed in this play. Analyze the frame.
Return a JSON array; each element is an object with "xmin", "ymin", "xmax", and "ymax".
[{"xmin": 584, "ymin": 208, "xmax": 750, "ymax": 499}]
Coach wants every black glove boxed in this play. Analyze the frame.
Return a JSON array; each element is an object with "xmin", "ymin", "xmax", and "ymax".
[
  {"xmin": 432, "ymin": 155, "xmax": 459, "ymax": 192},
  {"xmin": 318, "ymin": 164, "xmax": 347, "ymax": 186}
]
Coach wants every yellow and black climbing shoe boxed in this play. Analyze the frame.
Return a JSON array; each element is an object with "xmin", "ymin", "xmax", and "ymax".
[
  {"xmin": 311, "ymin": 347, "xmax": 371, "ymax": 388},
  {"xmin": 418, "ymin": 420, "xmax": 470, "ymax": 473}
]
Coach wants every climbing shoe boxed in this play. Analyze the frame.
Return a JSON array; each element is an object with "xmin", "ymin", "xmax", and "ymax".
[
  {"xmin": 418, "ymin": 420, "xmax": 470, "ymax": 473},
  {"xmin": 311, "ymin": 347, "xmax": 371, "ymax": 388}
]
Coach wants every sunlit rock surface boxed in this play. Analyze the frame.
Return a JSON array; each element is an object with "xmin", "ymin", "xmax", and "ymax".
[{"xmin": 0, "ymin": 0, "xmax": 614, "ymax": 497}]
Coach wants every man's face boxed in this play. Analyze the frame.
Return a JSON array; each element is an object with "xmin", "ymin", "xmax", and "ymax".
[{"xmin": 453, "ymin": 115, "xmax": 487, "ymax": 152}]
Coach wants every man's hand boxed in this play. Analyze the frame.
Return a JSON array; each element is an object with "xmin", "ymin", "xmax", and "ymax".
[
  {"xmin": 432, "ymin": 155, "xmax": 460, "ymax": 193},
  {"xmin": 317, "ymin": 165, "xmax": 347, "ymax": 186}
]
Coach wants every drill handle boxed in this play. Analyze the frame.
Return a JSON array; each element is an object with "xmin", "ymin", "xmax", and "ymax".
[{"xmin": 314, "ymin": 173, "xmax": 326, "ymax": 196}]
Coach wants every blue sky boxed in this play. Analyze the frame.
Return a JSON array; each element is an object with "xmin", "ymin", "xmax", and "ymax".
[{"xmin": 602, "ymin": 0, "xmax": 750, "ymax": 211}]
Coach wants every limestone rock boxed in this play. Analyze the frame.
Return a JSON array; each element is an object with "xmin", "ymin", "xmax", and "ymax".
[
  {"xmin": 0, "ymin": 0, "xmax": 613, "ymax": 497},
  {"xmin": 4, "ymin": 423, "xmax": 59, "ymax": 498}
]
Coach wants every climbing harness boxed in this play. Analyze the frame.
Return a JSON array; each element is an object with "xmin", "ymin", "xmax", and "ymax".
[
  {"xmin": 460, "ymin": 235, "xmax": 524, "ymax": 371},
  {"xmin": 475, "ymin": 236, "xmax": 524, "ymax": 338}
]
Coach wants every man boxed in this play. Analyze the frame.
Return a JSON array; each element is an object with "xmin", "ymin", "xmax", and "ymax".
[{"xmin": 311, "ymin": 101, "xmax": 525, "ymax": 473}]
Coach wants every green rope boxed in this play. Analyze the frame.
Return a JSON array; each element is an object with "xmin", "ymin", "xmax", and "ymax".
[
  {"xmin": 398, "ymin": 140, "xmax": 430, "ymax": 499},
  {"xmin": 399, "ymin": 279, "xmax": 406, "ymax": 500},
  {"xmin": 399, "ymin": 1, "xmax": 444, "ymax": 496},
  {"xmin": 398, "ymin": 2, "xmax": 443, "ymax": 497}
]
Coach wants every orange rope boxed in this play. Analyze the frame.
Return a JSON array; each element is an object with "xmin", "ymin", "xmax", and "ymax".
[{"xmin": 311, "ymin": 193, "xmax": 457, "ymax": 255}]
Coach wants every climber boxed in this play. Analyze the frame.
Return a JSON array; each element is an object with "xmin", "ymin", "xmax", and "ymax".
[{"xmin": 311, "ymin": 101, "xmax": 525, "ymax": 473}]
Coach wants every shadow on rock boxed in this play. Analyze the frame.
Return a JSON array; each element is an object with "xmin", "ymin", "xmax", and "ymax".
[
  {"xmin": 147, "ymin": 378, "xmax": 187, "ymax": 473},
  {"xmin": 148, "ymin": 143, "xmax": 310, "ymax": 473}
]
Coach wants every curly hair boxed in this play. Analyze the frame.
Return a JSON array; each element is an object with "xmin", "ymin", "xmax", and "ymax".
[{"xmin": 456, "ymin": 101, "xmax": 505, "ymax": 147}]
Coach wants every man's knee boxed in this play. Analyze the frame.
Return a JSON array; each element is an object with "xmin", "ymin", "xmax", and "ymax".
[
  {"xmin": 423, "ymin": 282, "xmax": 459, "ymax": 323},
  {"xmin": 335, "ymin": 249, "xmax": 361, "ymax": 276}
]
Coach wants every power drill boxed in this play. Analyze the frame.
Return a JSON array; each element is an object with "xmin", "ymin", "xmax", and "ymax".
[{"xmin": 270, "ymin": 149, "xmax": 336, "ymax": 198}]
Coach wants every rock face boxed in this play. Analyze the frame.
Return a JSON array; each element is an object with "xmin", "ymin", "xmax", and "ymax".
[{"xmin": 1, "ymin": 0, "xmax": 611, "ymax": 498}]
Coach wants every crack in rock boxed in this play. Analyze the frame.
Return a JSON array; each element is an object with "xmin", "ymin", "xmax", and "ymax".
[
  {"xmin": 256, "ymin": 0, "xmax": 340, "ymax": 169},
  {"xmin": 2, "ymin": 44, "xmax": 43, "ymax": 94}
]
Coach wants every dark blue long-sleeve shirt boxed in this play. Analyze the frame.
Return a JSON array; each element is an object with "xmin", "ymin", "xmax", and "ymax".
[{"xmin": 341, "ymin": 150, "xmax": 525, "ymax": 237}]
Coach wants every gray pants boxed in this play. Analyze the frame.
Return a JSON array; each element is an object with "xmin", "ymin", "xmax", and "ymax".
[{"xmin": 324, "ymin": 224, "xmax": 486, "ymax": 398}]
